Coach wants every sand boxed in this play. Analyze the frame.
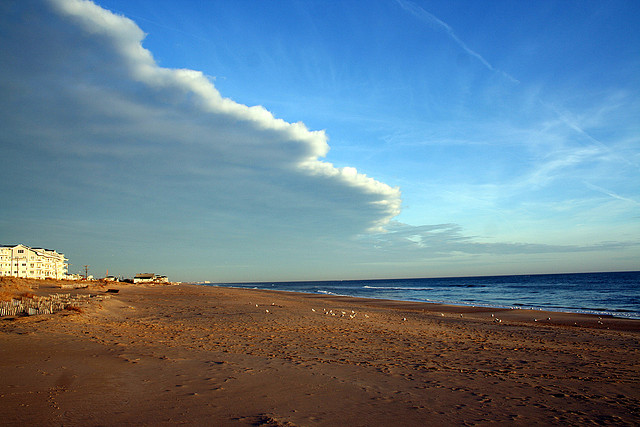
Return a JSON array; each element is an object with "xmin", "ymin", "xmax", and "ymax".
[{"xmin": 1, "ymin": 281, "xmax": 639, "ymax": 425}]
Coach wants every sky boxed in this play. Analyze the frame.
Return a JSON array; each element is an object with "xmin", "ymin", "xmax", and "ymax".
[{"xmin": 1, "ymin": 0, "xmax": 639, "ymax": 282}]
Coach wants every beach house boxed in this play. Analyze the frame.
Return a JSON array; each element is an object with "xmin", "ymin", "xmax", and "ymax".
[
  {"xmin": 133, "ymin": 273, "xmax": 169, "ymax": 284},
  {"xmin": 0, "ymin": 244, "xmax": 68, "ymax": 279}
]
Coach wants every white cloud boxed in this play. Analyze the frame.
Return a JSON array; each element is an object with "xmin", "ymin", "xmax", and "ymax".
[{"xmin": 0, "ymin": 0, "xmax": 400, "ymax": 278}]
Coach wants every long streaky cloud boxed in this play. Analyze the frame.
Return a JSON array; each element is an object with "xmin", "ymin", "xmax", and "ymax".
[
  {"xmin": 395, "ymin": 0, "xmax": 519, "ymax": 84},
  {"xmin": 585, "ymin": 183, "xmax": 640, "ymax": 206}
]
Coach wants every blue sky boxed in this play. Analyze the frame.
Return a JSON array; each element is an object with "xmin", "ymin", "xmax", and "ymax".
[{"xmin": 1, "ymin": 0, "xmax": 638, "ymax": 282}]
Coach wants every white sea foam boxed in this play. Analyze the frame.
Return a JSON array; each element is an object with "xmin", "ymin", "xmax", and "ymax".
[{"xmin": 363, "ymin": 286, "xmax": 434, "ymax": 291}]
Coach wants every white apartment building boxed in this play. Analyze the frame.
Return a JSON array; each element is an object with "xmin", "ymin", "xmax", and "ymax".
[{"xmin": 0, "ymin": 244, "xmax": 68, "ymax": 279}]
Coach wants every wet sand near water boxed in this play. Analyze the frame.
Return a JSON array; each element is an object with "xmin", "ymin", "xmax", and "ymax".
[{"xmin": 1, "ymin": 283, "xmax": 639, "ymax": 425}]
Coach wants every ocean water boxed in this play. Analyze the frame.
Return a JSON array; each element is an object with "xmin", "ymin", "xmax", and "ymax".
[{"xmin": 202, "ymin": 271, "xmax": 640, "ymax": 319}]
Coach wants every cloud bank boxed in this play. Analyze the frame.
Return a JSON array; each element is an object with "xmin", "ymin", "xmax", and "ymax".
[
  {"xmin": 1, "ymin": 0, "xmax": 636, "ymax": 281},
  {"xmin": 0, "ymin": 0, "xmax": 400, "ymax": 277}
]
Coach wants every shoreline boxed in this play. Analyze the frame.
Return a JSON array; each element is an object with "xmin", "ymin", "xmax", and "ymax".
[
  {"xmin": 198, "ymin": 270, "xmax": 640, "ymax": 322},
  {"xmin": 2, "ymin": 281, "xmax": 639, "ymax": 425},
  {"xmin": 201, "ymin": 284, "xmax": 640, "ymax": 332}
]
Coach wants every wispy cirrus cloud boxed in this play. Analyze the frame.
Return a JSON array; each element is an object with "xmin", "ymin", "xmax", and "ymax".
[
  {"xmin": 584, "ymin": 183, "xmax": 640, "ymax": 206},
  {"xmin": 395, "ymin": 0, "xmax": 519, "ymax": 84},
  {"xmin": 360, "ymin": 221, "xmax": 638, "ymax": 258}
]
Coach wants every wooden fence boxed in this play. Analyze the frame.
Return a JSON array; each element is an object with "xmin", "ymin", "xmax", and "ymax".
[{"xmin": 0, "ymin": 293, "xmax": 110, "ymax": 317}]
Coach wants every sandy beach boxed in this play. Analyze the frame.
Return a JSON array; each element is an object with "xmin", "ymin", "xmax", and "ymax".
[{"xmin": 1, "ymin": 280, "xmax": 639, "ymax": 426}]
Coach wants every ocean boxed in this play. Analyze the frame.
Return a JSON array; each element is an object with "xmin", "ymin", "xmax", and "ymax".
[{"xmin": 202, "ymin": 271, "xmax": 640, "ymax": 319}]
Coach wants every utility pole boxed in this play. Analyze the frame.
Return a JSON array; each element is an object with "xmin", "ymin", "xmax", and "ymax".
[{"xmin": 83, "ymin": 265, "xmax": 89, "ymax": 280}]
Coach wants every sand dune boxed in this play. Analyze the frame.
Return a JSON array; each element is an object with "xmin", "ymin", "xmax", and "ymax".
[{"xmin": 1, "ymin": 281, "xmax": 639, "ymax": 425}]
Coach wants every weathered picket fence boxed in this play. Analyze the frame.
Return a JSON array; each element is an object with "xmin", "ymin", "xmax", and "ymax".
[{"xmin": 0, "ymin": 293, "xmax": 110, "ymax": 317}]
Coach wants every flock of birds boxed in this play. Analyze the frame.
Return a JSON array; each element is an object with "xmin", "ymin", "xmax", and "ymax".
[
  {"xmin": 253, "ymin": 302, "xmax": 372, "ymax": 320},
  {"xmin": 250, "ymin": 301, "xmax": 522, "ymax": 325},
  {"xmin": 316, "ymin": 308, "xmax": 364, "ymax": 320},
  {"xmin": 250, "ymin": 301, "xmax": 608, "ymax": 328}
]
